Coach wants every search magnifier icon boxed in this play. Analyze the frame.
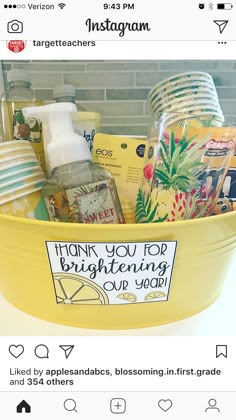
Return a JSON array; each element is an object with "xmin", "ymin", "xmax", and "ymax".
[{"xmin": 63, "ymin": 399, "xmax": 77, "ymax": 412}]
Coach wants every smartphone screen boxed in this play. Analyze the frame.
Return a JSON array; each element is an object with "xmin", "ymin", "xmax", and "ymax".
[{"xmin": 0, "ymin": 0, "xmax": 235, "ymax": 418}]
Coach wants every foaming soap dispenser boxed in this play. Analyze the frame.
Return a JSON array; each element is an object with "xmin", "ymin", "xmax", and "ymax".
[{"xmin": 23, "ymin": 103, "xmax": 125, "ymax": 224}]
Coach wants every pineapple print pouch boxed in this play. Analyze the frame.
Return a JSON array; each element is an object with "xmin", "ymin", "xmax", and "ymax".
[{"xmin": 136, "ymin": 121, "xmax": 236, "ymax": 223}]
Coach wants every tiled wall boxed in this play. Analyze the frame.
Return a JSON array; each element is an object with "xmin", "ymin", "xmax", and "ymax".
[{"xmin": 1, "ymin": 60, "xmax": 236, "ymax": 136}]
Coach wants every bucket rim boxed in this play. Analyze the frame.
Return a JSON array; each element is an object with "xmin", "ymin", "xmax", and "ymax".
[{"xmin": 0, "ymin": 208, "xmax": 235, "ymax": 230}]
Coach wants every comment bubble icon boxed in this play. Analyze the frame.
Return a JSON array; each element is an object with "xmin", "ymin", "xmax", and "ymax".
[{"xmin": 34, "ymin": 344, "xmax": 49, "ymax": 359}]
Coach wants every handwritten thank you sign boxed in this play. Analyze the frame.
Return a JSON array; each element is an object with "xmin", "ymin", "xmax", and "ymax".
[{"xmin": 46, "ymin": 241, "xmax": 177, "ymax": 305}]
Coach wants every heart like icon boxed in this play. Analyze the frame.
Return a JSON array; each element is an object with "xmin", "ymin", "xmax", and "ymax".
[
  {"xmin": 158, "ymin": 399, "xmax": 173, "ymax": 412},
  {"xmin": 9, "ymin": 345, "xmax": 24, "ymax": 358}
]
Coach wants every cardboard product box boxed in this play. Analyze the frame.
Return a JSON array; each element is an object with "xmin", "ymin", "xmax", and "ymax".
[{"xmin": 92, "ymin": 134, "xmax": 146, "ymax": 223}]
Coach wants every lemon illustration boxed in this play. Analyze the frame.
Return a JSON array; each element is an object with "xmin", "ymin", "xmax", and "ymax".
[
  {"xmin": 144, "ymin": 291, "xmax": 166, "ymax": 300},
  {"xmin": 53, "ymin": 272, "xmax": 109, "ymax": 305},
  {"xmin": 117, "ymin": 292, "xmax": 137, "ymax": 303}
]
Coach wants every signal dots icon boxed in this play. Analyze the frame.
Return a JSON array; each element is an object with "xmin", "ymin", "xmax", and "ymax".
[{"xmin": 4, "ymin": 4, "xmax": 26, "ymax": 8}]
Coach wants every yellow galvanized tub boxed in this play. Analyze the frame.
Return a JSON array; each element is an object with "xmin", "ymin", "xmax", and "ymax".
[{"xmin": 0, "ymin": 211, "xmax": 235, "ymax": 329}]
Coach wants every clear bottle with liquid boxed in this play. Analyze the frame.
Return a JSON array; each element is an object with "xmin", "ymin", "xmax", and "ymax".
[
  {"xmin": 23, "ymin": 102, "xmax": 125, "ymax": 224},
  {"xmin": 43, "ymin": 160, "xmax": 125, "ymax": 224},
  {"xmin": 0, "ymin": 69, "xmax": 46, "ymax": 173}
]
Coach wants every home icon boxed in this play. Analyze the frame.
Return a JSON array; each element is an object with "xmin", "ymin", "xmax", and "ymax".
[{"xmin": 16, "ymin": 400, "xmax": 31, "ymax": 413}]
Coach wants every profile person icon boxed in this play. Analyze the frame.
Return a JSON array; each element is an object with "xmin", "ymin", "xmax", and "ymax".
[{"xmin": 205, "ymin": 399, "xmax": 220, "ymax": 412}]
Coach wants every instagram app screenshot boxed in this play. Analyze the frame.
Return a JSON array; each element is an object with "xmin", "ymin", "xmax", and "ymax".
[{"xmin": 0, "ymin": 0, "xmax": 235, "ymax": 418}]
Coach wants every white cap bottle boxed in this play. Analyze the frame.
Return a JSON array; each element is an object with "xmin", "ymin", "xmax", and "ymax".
[
  {"xmin": 23, "ymin": 102, "xmax": 91, "ymax": 171},
  {"xmin": 53, "ymin": 84, "xmax": 76, "ymax": 103},
  {"xmin": 7, "ymin": 69, "xmax": 32, "ymax": 84}
]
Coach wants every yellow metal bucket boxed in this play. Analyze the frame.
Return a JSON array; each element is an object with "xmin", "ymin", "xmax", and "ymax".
[{"xmin": 0, "ymin": 211, "xmax": 235, "ymax": 329}]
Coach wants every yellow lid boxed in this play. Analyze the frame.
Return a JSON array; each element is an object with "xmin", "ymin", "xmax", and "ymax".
[{"xmin": 73, "ymin": 112, "xmax": 101, "ymax": 123}]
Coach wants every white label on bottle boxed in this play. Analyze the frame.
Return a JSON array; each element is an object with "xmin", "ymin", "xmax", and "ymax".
[{"xmin": 46, "ymin": 241, "xmax": 177, "ymax": 305}]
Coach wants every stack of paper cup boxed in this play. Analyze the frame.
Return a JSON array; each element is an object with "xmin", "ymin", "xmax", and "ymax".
[
  {"xmin": 0, "ymin": 140, "xmax": 46, "ymax": 218},
  {"xmin": 147, "ymin": 72, "xmax": 224, "ymax": 127}
]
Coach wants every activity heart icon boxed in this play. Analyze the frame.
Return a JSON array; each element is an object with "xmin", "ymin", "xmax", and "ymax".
[
  {"xmin": 158, "ymin": 399, "xmax": 173, "ymax": 412},
  {"xmin": 9, "ymin": 345, "xmax": 24, "ymax": 358}
]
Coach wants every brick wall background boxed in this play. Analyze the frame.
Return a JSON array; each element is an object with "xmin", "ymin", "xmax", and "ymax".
[{"xmin": 1, "ymin": 60, "xmax": 236, "ymax": 136}]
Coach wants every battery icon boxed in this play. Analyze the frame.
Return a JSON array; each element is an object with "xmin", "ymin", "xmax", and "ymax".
[{"xmin": 217, "ymin": 3, "xmax": 233, "ymax": 9}]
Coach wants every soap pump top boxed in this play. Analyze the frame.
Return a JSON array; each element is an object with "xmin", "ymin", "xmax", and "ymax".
[
  {"xmin": 53, "ymin": 84, "xmax": 85, "ymax": 112},
  {"xmin": 53, "ymin": 84, "xmax": 76, "ymax": 103},
  {"xmin": 22, "ymin": 102, "xmax": 91, "ymax": 170}
]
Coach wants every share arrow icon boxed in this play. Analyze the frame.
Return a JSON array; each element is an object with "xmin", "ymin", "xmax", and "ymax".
[
  {"xmin": 214, "ymin": 20, "xmax": 229, "ymax": 33},
  {"xmin": 59, "ymin": 345, "xmax": 74, "ymax": 359}
]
